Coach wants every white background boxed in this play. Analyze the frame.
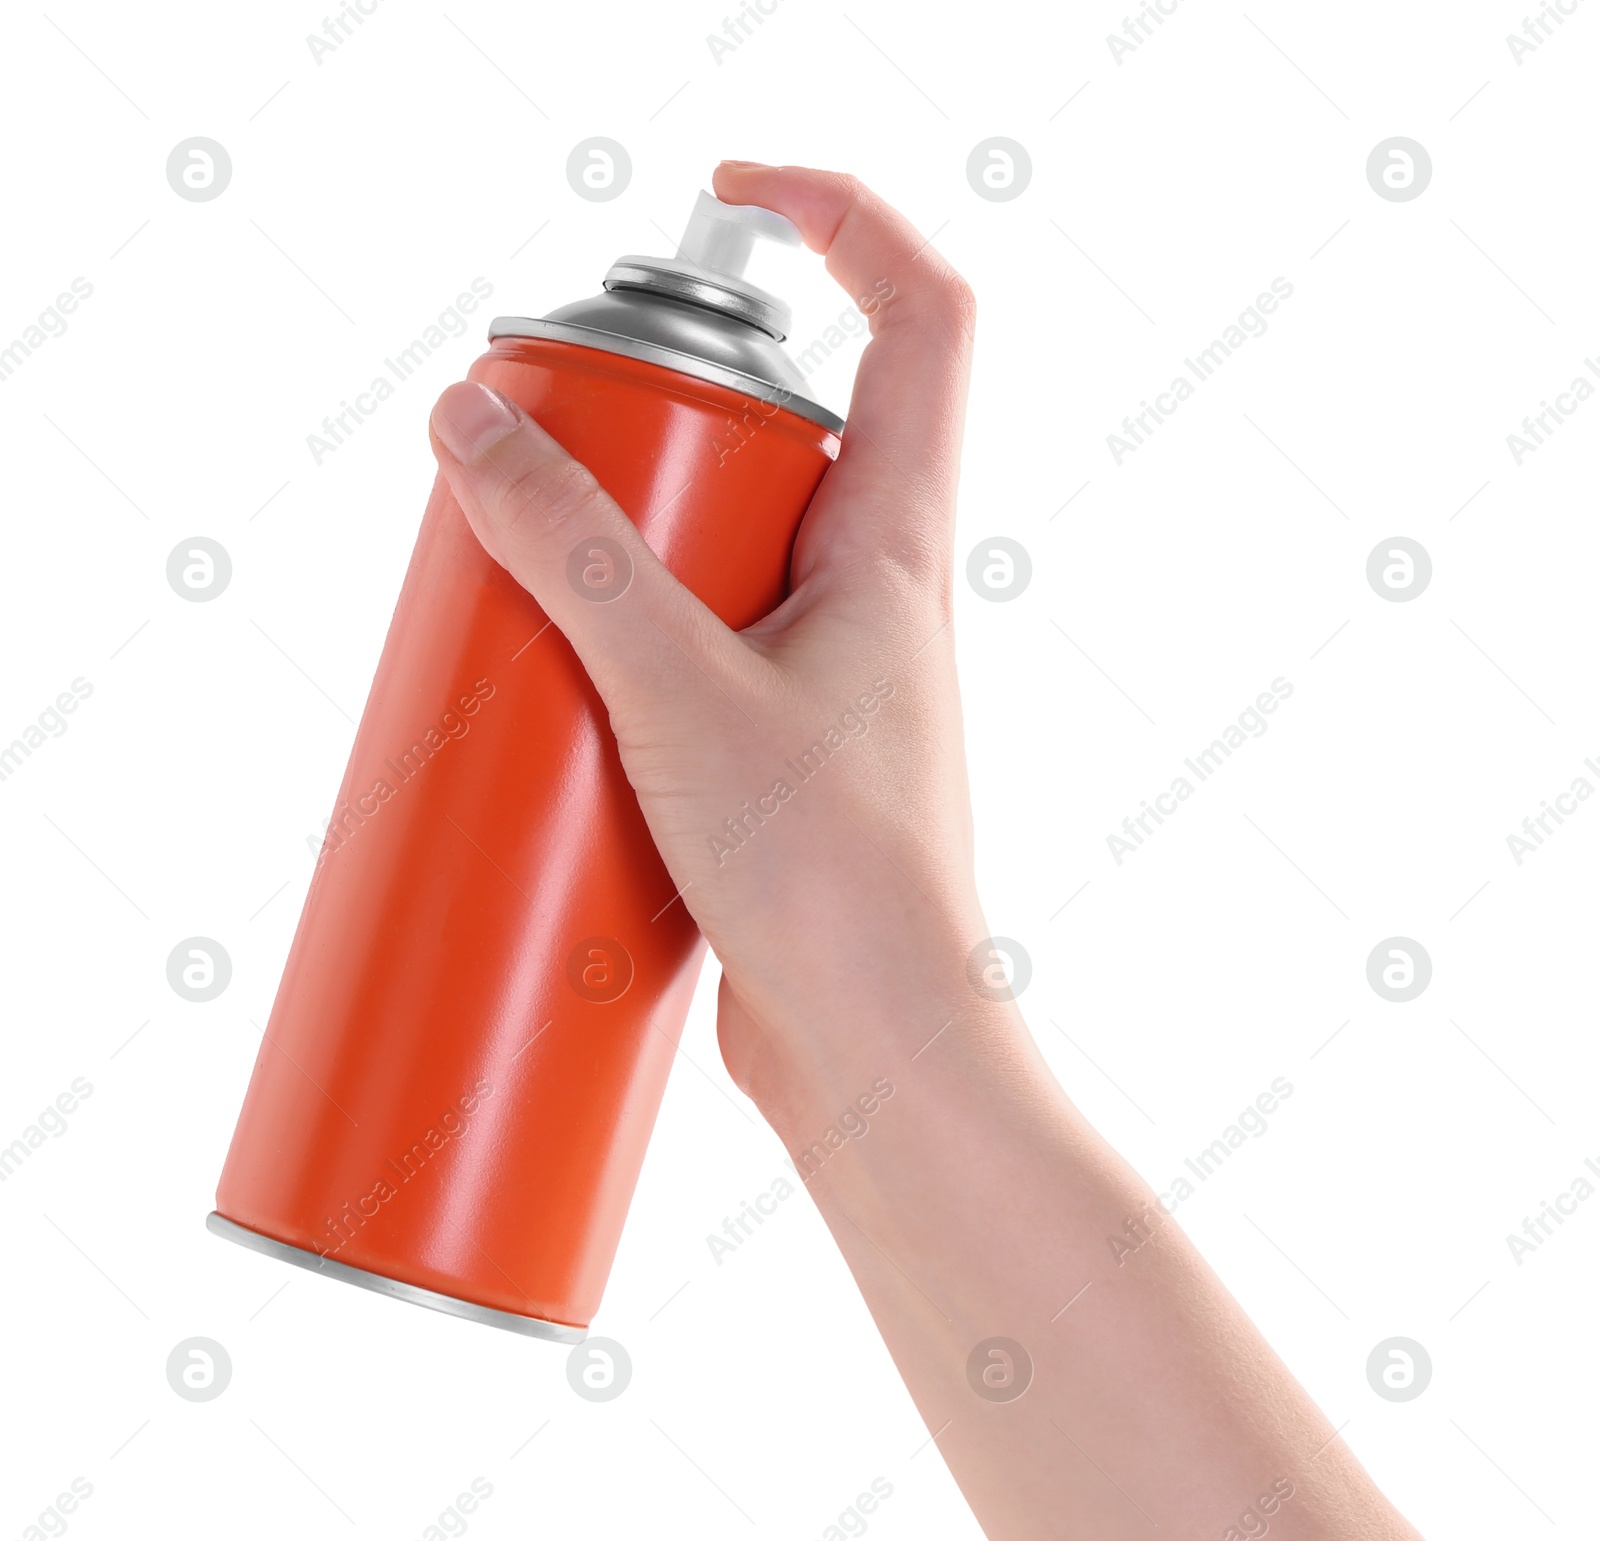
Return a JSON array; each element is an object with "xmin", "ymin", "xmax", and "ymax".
[{"xmin": 2, "ymin": 1, "xmax": 1597, "ymax": 1536}]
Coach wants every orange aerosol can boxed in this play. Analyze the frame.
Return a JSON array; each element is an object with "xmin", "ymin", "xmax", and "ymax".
[{"xmin": 210, "ymin": 194, "xmax": 842, "ymax": 1339}]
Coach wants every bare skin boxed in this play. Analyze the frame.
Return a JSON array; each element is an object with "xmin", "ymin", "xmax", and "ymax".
[{"xmin": 427, "ymin": 162, "xmax": 1419, "ymax": 1541}]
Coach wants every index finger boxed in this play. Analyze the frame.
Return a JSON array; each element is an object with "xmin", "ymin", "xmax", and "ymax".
[{"xmin": 711, "ymin": 163, "xmax": 974, "ymax": 531}]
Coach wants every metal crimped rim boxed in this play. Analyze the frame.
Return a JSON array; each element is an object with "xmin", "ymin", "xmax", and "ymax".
[
  {"xmin": 604, "ymin": 261, "xmax": 788, "ymax": 340},
  {"xmin": 485, "ymin": 316, "xmax": 845, "ymax": 435},
  {"xmin": 206, "ymin": 1212, "xmax": 587, "ymax": 1343}
]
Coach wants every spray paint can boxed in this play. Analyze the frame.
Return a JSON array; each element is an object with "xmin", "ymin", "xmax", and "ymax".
[{"xmin": 210, "ymin": 194, "xmax": 842, "ymax": 1339}]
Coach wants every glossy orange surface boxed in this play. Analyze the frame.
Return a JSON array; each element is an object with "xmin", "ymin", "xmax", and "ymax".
[{"xmin": 215, "ymin": 337, "xmax": 837, "ymax": 1327}]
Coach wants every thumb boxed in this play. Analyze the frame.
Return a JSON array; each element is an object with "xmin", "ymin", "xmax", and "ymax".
[{"xmin": 428, "ymin": 379, "xmax": 732, "ymax": 708}]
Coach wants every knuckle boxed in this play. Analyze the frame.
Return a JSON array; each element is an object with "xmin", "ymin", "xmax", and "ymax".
[
  {"xmin": 876, "ymin": 255, "xmax": 976, "ymax": 341},
  {"xmin": 929, "ymin": 264, "xmax": 978, "ymax": 329},
  {"xmin": 883, "ymin": 531, "xmax": 952, "ymax": 594},
  {"xmin": 833, "ymin": 172, "xmax": 868, "ymax": 205},
  {"xmin": 499, "ymin": 454, "xmax": 606, "ymax": 538}
]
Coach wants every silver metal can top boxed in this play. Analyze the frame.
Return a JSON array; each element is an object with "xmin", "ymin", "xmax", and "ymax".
[{"xmin": 488, "ymin": 192, "xmax": 843, "ymax": 434}]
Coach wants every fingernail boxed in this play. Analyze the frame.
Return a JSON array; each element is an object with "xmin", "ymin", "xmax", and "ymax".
[
  {"xmin": 432, "ymin": 381, "xmax": 520, "ymax": 463},
  {"xmin": 718, "ymin": 159, "xmax": 766, "ymax": 169}
]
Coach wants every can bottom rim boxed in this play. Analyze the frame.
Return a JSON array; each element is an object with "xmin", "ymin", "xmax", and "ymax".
[{"xmin": 205, "ymin": 1212, "xmax": 587, "ymax": 1344}]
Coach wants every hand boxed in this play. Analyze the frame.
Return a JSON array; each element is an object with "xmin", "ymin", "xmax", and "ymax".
[
  {"xmin": 430, "ymin": 163, "xmax": 1416, "ymax": 1541},
  {"xmin": 429, "ymin": 162, "xmax": 983, "ymax": 1123}
]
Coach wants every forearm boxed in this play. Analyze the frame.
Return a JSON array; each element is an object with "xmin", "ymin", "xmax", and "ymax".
[
  {"xmin": 429, "ymin": 160, "xmax": 1416, "ymax": 1540},
  {"xmin": 741, "ymin": 924, "xmax": 1418, "ymax": 1541}
]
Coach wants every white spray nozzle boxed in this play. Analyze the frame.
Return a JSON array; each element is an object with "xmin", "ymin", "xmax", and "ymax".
[{"xmin": 676, "ymin": 190, "xmax": 801, "ymax": 279}]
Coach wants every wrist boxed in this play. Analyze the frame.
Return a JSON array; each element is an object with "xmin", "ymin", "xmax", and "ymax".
[{"xmin": 723, "ymin": 894, "xmax": 1025, "ymax": 1137}]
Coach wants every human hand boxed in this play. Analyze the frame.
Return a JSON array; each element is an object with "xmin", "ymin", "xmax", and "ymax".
[
  {"xmin": 430, "ymin": 163, "xmax": 1418, "ymax": 1541},
  {"xmin": 428, "ymin": 162, "xmax": 984, "ymax": 1122}
]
